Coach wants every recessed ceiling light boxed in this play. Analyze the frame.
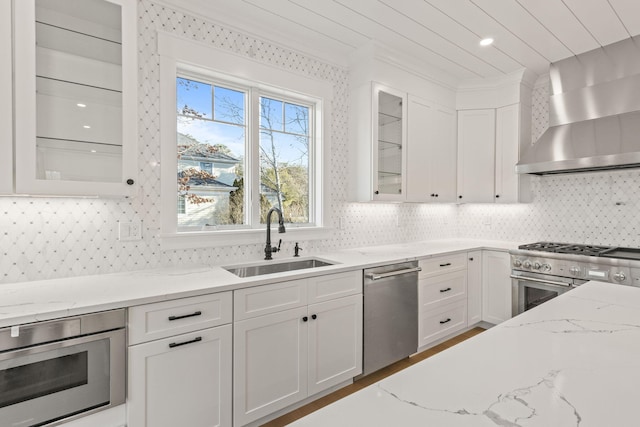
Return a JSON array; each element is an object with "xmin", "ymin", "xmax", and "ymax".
[
  {"xmin": 83, "ymin": 125, "xmax": 91, "ymax": 129},
  {"xmin": 77, "ymin": 103, "xmax": 87, "ymax": 108},
  {"xmin": 480, "ymin": 38, "xmax": 494, "ymax": 47},
  {"xmin": 90, "ymin": 149, "xmax": 97, "ymax": 153}
]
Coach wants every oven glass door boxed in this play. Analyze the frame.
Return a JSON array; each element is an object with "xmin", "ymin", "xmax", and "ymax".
[
  {"xmin": 0, "ymin": 331, "xmax": 117, "ymax": 427},
  {"xmin": 513, "ymin": 277, "xmax": 573, "ymax": 315}
]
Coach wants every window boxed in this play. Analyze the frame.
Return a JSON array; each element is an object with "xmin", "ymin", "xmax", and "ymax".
[
  {"xmin": 158, "ymin": 34, "xmax": 331, "ymax": 248},
  {"xmin": 176, "ymin": 75, "xmax": 315, "ymax": 231}
]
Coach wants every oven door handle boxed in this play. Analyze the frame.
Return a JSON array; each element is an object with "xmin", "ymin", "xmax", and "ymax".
[{"xmin": 510, "ymin": 275, "xmax": 573, "ymax": 287}]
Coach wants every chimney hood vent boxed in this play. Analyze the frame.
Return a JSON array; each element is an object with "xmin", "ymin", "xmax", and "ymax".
[{"xmin": 517, "ymin": 36, "xmax": 640, "ymax": 175}]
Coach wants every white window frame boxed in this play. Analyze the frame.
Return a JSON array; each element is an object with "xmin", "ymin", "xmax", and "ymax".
[{"xmin": 158, "ymin": 32, "xmax": 332, "ymax": 249}]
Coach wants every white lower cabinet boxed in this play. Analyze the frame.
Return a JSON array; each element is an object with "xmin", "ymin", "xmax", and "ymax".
[
  {"xmin": 418, "ymin": 254, "xmax": 468, "ymax": 349},
  {"xmin": 466, "ymin": 251, "xmax": 482, "ymax": 325},
  {"xmin": 127, "ymin": 292, "xmax": 233, "ymax": 427},
  {"xmin": 233, "ymin": 271, "xmax": 363, "ymax": 426},
  {"xmin": 482, "ymin": 250, "xmax": 512, "ymax": 324}
]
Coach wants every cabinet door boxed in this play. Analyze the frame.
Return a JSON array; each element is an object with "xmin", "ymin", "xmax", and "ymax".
[
  {"xmin": 482, "ymin": 251, "xmax": 512, "ymax": 324},
  {"xmin": 429, "ymin": 106, "xmax": 457, "ymax": 202},
  {"xmin": 307, "ymin": 294, "xmax": 363, "ymax": 396},
  {"xmin": 457, "ymin": 109, "xmax": 495, "ymax": 203},
  {"xmin": 406, "ymin": 97, "xmax": 456, "ymax": 203},
  {"xmin": 234, "ymin": 307, "xmax": 308, "ymax": 426},
  {"xmin": 495, "ymin": 104, "xmax": 520, "ymax": 203},
  {"xmin": 127, "ymin": 325, "xmax": 232, "ymax": 427},
  {"xmin": 13, "ymin": 0, "xmax": 137, "ymax": 197},
  {"xmin": 0, "ymin": 0, "xmax": 12, "ymax": 194},
  {"xmin": 406, "ymin": 96, "xmax": 432, "ymax": 202},
  {"xmin": 466, "ymin": 251, "xmax": 482, "ymax": 325},
  {"xmin": 372, "ymin": 83, "xmax": 406, "ymax": 201}
]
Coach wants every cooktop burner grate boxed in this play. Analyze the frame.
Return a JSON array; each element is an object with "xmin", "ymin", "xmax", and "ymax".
[{"xmin": 518, "ymin": 242, "xmax": 615, "ymax": 256}]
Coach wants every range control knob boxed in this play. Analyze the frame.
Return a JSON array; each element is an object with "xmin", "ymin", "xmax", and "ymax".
[
  {"xmin": 522, "ymin": 260, "xmax": 532, "ymax": 269},
  {"xmin": 614, "ymin": 272, "xmax": 626, "ymax": 282},
  {"xmin": 513, "ymin": 259, "xmax": 522, "ymax": 268},
  {"xmin": 541, "ymin": 263, "xmax": 552, "ymax": 273},
  {"xmin": 570, "ymin": 266, "xmax": 581, "ymax": 276},
  {"xmin": 533, "ymin": 262, "xmax": 542, "ymax": 270}
]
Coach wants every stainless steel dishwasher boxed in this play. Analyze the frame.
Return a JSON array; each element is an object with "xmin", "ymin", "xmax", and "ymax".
[{"xmin": 362, "ymin": 261, "xmax": 420, "ymax": 376}]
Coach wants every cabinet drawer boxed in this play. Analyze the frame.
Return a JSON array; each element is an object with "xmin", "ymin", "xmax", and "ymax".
[
  {"xmin": 234, "ymin": 279, "xmax": 308, "ymax": 321},
  {"xmin": 307, "ymin": 270, "xmax": 362, "ymax": 304},
  {"xmin": 128, "ymin": 292, "xmax": 232, "ymax": 345},
  {"xmin": 419, "ymin": 300, "xmax": 467, "ymax": 347},
  {"xmin": 420, "ymin": 253, "xmax": 467, "ymax": 277},
  {"xmin": 419, "ymin": 270, "xmax": 467, "ymax": 309}
]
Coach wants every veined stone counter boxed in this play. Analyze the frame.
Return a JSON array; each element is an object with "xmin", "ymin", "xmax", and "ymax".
[{"xmin": 291, "ymin": 281, "xmax": 640, "ymax": 427}]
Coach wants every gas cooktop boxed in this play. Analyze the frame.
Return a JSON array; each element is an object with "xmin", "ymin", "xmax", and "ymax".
[{"xmin": 518, "ymin": 242, "xmax": 640, "ymax": 261}]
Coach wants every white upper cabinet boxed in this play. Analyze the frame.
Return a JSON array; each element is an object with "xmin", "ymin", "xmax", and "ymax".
[
  {"xmin": 457, "ymin": 109, "xmax": 496, "ymax": 203},
  {"xmin": 13, "ymin": 0, "xmax": 137, "ymax": 197},
  {"xmin": 456, "ymin": 70, "xmax": 535, "ymax": 204},
  {"xmin": 0, "ymin": 0, "xmax": 12, "ymax": 194},
  {"xmin": 407, "ymin": 96, "xmax": 457, "ymax": 203},
  {"xmin": 351, "ymin": 82, "xmax": 407, "ymax": 202}
]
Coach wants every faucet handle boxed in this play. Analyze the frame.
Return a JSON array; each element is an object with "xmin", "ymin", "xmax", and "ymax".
[
  {"xmin": 274, "ymin": 239, "xmax": 282, "ymax": 253},
  {"xmin": 294, "ymin": 242, "xmax": 302, "ymax": 257}
]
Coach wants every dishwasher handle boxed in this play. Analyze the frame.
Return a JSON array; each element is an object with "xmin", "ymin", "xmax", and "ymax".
[{"xmin": 366, "ymin": 266, "xmax": 422, "ymax": 281}]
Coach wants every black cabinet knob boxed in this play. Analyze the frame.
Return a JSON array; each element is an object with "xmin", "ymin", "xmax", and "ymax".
[
  {"xmin": 126, "ymin": 179, "xmax": 135, "ymax": 185},
  {"xmin": 495, "ymin": 194, "xmax": 500, "ymax": 198},
  {"xmin": 469, "ymin": 257, "xmax": 474, "ymax": 261},
  {"xmin": 435, "ymin": 194, "xmax": 439, "ymax": 197},
  {"xmin": 458, "ymin": 195, "xmax": 462, "ymax": 199},
  {"xmin": 374, "ymin": 190, "xmax": 379, "ymax": 195},
  {"xmin": 311, "ymin": 314, "xmax": 317, "ymax": 320},
  {"xmin": 430, "ymin": 193, "xmax": 435, "ymax": 197},
  {"xmin": 302, "ymin": 316, "xmax": 308, "ymax": 322}
]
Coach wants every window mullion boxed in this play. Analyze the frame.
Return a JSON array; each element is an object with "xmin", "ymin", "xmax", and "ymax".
[{"xmin": 248, "ymin": 88, "xmax": 261, "ymax": 228}]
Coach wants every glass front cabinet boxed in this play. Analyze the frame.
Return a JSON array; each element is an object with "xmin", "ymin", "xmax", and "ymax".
[
  {"xmin": 373, "ymin": 85, "xmax": 406, "ymax": 201},
  {"xmin": 350, "ymin": 82, "xmax": 407, "ymax": 202},
  {"xmin": 13, "ymin": 0, "xmax": 137, "ymax": 197}
]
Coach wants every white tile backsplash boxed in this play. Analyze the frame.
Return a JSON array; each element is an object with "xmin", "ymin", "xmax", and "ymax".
[{"xmin": 2, "ymin": 2, "xmax": 638, "ymax": 285}]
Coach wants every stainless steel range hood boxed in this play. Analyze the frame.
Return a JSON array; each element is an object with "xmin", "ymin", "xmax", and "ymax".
[{"xmin": 517, "ymin": 36, "xmax": 640, "ymax": 175}]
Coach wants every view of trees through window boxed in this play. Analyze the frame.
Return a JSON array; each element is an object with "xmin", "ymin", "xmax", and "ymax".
[{"xmin": 176, "ymin": 76, "xmax": 311, "ymax": 229}]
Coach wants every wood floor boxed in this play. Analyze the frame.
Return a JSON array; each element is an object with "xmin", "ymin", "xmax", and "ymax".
[{"xmin": 262, "ymin": 327, "xmax": 486, "ymax": 427}]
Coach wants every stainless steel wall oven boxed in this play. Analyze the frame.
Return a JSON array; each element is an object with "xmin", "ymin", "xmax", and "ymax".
[{"xmin": 0, "ymin": 309, "xmax": 126, "ymax": 427}]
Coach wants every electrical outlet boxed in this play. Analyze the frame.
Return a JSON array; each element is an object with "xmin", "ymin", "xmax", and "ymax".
[
  {"xmin": 338, "ymin": 217, "xmax": 345, "ymax": 230},
  {"xmin": 118, "ymin": 220, "xmax": 142, "ymax": 241}
]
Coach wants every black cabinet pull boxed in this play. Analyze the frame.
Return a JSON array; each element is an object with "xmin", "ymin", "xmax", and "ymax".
[
  {"xmin": 302, "ymin": 316, "xmax": 308, "ymax": 322},
  {"xmin": 439, "ymin": 318, "xmax": 451, "ymax": 325},
  {"xmin": 440, "ymin": 287, "xmax": 452, "ymax": 293},
  {"xmin": 374, "ymin": 190, "xmax": 379, "ymax": 195},
  {"xmin": 311, "ymin": 314, "xmax": 317, "ymax": 320},
  {"xmin": 435, "ymin": 194, "xmax": 438, "ymax": 197},
  {"xmin": 168, "ymin": 311, "xmax": 202, "ymax": 321},
  {"xmin": 169, "ymin": 336, "xmax": 202, "ymax": 348},
  {"xmin": 430, "ymin": 193, "xmax": 435, "ymax": 197},
  {"xmin": 439, "ymin": 263, "xmax": 451, "ymax": 267},
  {"xmin": 469, "ymin": 257, "xmax": 474, "ymax": 261},
  {"xmin": 495, "ymin": 194, "xmax": 500, "ymax": 198},
  {"xmin": 458, "ymin": 195, "xmax": 462, "ymax": 199},
  {"xmin": 126, "ymin": 178, "xmax": 135, "ymax": 185}
]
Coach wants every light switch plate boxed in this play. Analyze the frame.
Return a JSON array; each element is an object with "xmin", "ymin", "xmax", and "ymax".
[{"xmin": 118, "ymin": 220, "xmax": 142, "ymax": 241}]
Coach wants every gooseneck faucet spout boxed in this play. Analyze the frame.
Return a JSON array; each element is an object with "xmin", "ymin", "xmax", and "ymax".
[{"xmin": 265, "ymin": 207, "xmax": 286, "ymax": 260}]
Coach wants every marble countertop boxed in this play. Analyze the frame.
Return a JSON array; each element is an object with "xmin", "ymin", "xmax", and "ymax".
[
  {"xmin": 0, "ymin": 238, "xmax": 518, "ymax": 328},
  {"xmin": 291, "ymin": 281, "xmax": 640, "ymax": 427}
]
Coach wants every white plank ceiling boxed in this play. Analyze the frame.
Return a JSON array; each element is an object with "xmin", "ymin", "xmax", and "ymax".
[{"xmin": 158, "ymin": 0, "xmax": 640, "ymax": 82}]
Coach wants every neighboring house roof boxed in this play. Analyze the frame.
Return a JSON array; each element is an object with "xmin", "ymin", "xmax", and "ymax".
[
  {"xmin": 177, "ymin": 133, "xmax": 240, "ymax": 163},
  {"xmin": 178, "ymin": 170, "xmax": 235, "ymax": 188}
]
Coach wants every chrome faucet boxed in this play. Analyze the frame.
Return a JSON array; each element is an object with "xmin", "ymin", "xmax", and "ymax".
[{"xmin": 264, "ymin": 207, "xmax": 286, "ymax": 260}]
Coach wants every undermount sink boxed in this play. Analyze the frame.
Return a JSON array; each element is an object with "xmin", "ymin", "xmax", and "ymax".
[{"xmin": 224, "ymin": 258, "xmax": 335, "ymax": 278}]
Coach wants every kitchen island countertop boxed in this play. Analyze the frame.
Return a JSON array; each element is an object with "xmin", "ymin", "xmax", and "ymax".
[{"xmin": 291, "ymin": 280, "xmax": 640, "ymax": 427}]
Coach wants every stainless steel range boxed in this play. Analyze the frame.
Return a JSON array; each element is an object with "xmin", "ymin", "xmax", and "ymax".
[{"xmin": 511, "ymin": 242, "xmax": 640, "ymax": 315}]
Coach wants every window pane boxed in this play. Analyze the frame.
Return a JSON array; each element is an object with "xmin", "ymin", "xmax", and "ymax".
[
  {"xmin": 177, "ymin": 79, "xmax": 246, "ymax": 228},
  {"xmin": 284, "ymin": 102, "xmax": 309, "ymax": 135},
  {"xmin": 177, "ymin": 78, "xmax": 212, "ymax": 119},
  {"xmin": 214, "ymin": 86, "xmax": 244, "ymax": 124},
  {"xmin": 259, "ymin": 131, "xmax": 309, "ymax": 225},
  {"xmin": 259, "ymin": 97, "xmax": 283, "ymax": 131}
]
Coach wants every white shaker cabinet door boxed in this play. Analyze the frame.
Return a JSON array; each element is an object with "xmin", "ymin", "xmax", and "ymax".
[
  {"xmin": 307, "ymin": 294, "xmax": 363, "ymax": 396},
  {"xmin": 127, "ymin": 325, "xmax": 232, "ymax": 427},
  {"xmin": 457, "ymin": 109, "xmax": 496, "ymax": 203},
  {"xmin": 466, "ymin": 251, "xmax": 483, "ymax": 326},
  {"xmin": 234, "ymin": 307, "xmax": 309, "ymax": 426},
  {"xmin": 482, "ymin": 250, "xmax": 512, "ymax": 325}
]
